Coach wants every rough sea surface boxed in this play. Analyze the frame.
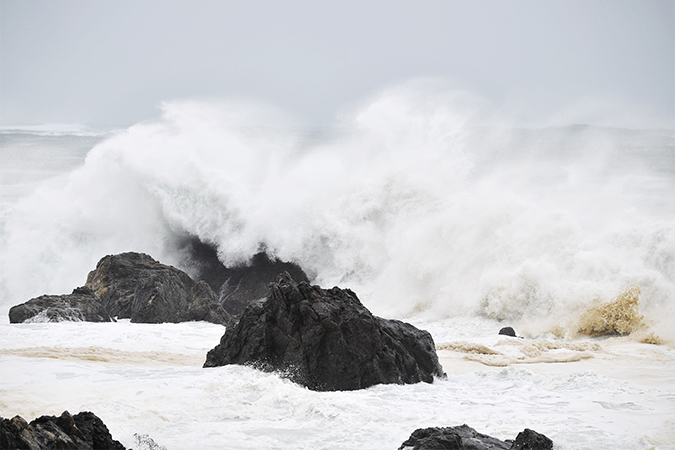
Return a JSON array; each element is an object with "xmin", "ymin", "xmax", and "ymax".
[{"xmin": 1, "ymin": 87, "xmax": 674, "ymax": 449}]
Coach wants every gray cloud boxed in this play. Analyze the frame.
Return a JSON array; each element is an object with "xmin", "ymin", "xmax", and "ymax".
[{"xmin": 1, "ymin": 0, "xmax": 673, "ymax": 127}]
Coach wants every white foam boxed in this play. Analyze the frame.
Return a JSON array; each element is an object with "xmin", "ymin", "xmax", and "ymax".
[{"xmin": 0, "ymin": 321, "xmax": 673, "ymax": 449}]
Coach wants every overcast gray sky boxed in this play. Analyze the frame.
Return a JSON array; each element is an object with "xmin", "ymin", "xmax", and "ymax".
[{"xmin": 1, "ymin": 0, "xmax": 673, "ymax": 128}]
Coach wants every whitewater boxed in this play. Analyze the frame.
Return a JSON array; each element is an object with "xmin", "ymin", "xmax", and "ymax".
[{"xmin": 1, "ymin": 84, "xmax": 674, "ymax": 449}]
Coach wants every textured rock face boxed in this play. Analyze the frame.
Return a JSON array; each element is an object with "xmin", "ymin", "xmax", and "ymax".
[
  {"xmin": 175, "ymin": 236, "xmax": 310, "ymax": 316},
  {"xmin": 9, "ymin": 286, "xmax": 112, "ymax": 323},
  {"xmin": 204, "ymin": 272, "xmax": 445, "ymax": 391},
  {"xmin": 398, "ymin": 425, "xmax": 553, "ymax": 450},
  {"xmin": 0, "ymin": 410, "xmax": 126, "ymax": 450},
  {"xmin": 85, "ymin": 252, "xmax": 233, "ymax": 326},
  {"xmin": 399, "ymin": 424, "xmax": 511, "ymax": 450},
  {"xmin": 219, "ymin": 252, "xmax": 311, "ymax": 316},
  {"xmin": 510, "ymin": 429, "xmax": 554, "ymax": 450}
]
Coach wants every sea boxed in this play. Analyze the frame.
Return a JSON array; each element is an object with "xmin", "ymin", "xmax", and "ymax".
[{"xmin": 1, "ymin": 89, "xmax": 674, "ymax": 449}]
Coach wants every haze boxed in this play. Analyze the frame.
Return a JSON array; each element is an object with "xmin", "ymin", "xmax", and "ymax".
[{"xmin": 1, "ymin": 0, "xmax": 673, "ymax": 128}]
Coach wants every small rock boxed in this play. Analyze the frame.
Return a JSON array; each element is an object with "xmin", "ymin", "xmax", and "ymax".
[{"xmin": 499, "ymin": 327, "xmax": 517, "ymax": 337}]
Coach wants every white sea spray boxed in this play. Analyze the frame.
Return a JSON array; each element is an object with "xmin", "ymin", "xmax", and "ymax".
[{"xmin": 1, "ymin": 84, "xmax": 673, "ymax": 338}]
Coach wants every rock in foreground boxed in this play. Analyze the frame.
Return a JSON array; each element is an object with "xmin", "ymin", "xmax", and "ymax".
[
  {"xmin": 0, "ymin": 410, "xmax": 126, "ymax": 450},
  {"xmin": 9, "ymin": 286, "xmax": 113, "ymax": 323},
  {"xmin": 85, "ymin": 252, "xmax": 233, "ymax": 326},
  {"xmin": 399, "ymin": 425, "xmax": 553, "ymax": 450},
  {"xmin": 204, "ymin": 272, "xmax": 445, "ymax": 391}
]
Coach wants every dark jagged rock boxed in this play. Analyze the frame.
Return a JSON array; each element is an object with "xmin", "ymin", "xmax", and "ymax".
[
  {"xmin": 398, "ymin": 425, "xmax": 553, "ymax": 450},
  {"xmin": 0, "ymin": 410, "xmax": 126, "ymax": 450},
  {"xmin": 85, "ymin": 252, "xmax": 233, "ymax": 326},
  {"xmin": 510, "ymin": 429, "xmax": 553, "ymax": 450},
  {"xmin": 499, "ymin": 327, "xmax": 517, "ymax": 337},
  {"xmin": 398, "ymin": 425, "xmax": 511, "ymax": 450},
  {"xmin": 204, "ymin": 272, "xmax": 445, "ymax": 391},
  {"xmin": 219, "ymin": 252, "xmax": 311, "ymax": 316},
  {"xmin": 9, "ymin": 286, "xmax": 113, "ymax": 323},
  {"xmin": 174, "ymin": 236, "xmax": 310, "ymax": 316}
]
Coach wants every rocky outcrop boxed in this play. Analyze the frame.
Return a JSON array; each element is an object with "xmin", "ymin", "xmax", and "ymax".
[
  {"xmin": 9, "ymin": 239, "xmax": 310, "ymax": 324},
  {"xmin": 204, "ymin": 272, "xmax": 445, "ymax": 391},
  {"xmin": 85, "ymin": 252, "xmax": 234, "ymax": 326},
  {"xmin": 398, "ymin": 425, "xmax": 553, "ymax": 450},
  {"xmin": 175, "ymin": 236, "xmax": 310, "ymax": 316},
  {"xmin": 0, "ymin": 410, "xmax": 126, "ymax": 450},
  {"xmin": 9, "ymin": 286, "xmax": 112, "ymax": 323}
]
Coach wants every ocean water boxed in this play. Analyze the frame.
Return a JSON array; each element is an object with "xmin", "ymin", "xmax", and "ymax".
[{"xmin": 0, "ymin": 86, "xmax": 674, "ymax": 449}]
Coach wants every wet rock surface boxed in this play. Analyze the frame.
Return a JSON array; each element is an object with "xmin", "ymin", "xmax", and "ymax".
[
  {"xmin": 0, "ymin": 410, "xmax": 126, "ymax": 450},
  {"xmin": 204, "ymin": 272, "xmax": 445, "ymax": 391},
  {"xmin": 510, "ymin": 429, "xmax": 554, "ymax": 450},
  {"xmin": 175, "ymin": 237, "xmax": 310, "ymax": 316},
  {"xmin": 9, "ymin": 252, "xmax": 234, "ymax": 326},
  {"xmin": 9, "ymin": 286, "xmax": 112, "ymax": 323},
  {"xmin": 398, "ymin": 425, "xmax": 553, "ymax": 450},
  {"xmin": 498, "ymin": 327, "xmax": 517, "ymax": 337},
  {"xmin": 85, "ymin": 252, "xmax": 233, "ymax": 326}
]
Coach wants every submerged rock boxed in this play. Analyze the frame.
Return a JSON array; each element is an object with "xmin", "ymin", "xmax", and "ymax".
[
  {"xmin": 0, "ymin": 410, "xmax": 126, "ymax": 450},
  {"xmin": 204, "ymin": 272, "xmax": 445, "ymax": 391},
  {"xmin": 85, "ymin": 252, "xmax": 234, "ymax": 326},
  {"xmin": 398, "ymin": 424, "xmax": 553, "ymax": 450},
  {"xmin": 175, "ymin": 236, "xmax": 310, "ymax": 316},
  {"xmin": 9, "ymin": 286, "xmax": 113, "ymax": 323}
]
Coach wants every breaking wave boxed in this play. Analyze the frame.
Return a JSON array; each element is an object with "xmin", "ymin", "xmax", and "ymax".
[{"xmin": 1, "ymin": 81, "xmax": 673, "ymax": 342}]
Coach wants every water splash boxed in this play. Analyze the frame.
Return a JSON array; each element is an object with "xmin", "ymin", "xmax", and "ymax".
[
  {"xmin": 576, "ymin": 285, "xmax": 645, "ymax": 337},
  {"xmin": 1, "ymin": 83, "xmax": 673, "ymax": 333}
]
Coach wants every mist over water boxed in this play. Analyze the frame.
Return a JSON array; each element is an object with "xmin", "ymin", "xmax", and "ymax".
[{"xmin": 1, "ymin": 83, "xmax": 673, "ymax": 340}]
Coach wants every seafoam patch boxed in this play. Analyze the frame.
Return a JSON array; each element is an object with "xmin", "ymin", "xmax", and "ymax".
[
  {"xmin": 0, "ymin": 346, "xmax": 201, "ymax": 366},
  {"xmin": 437, "ymin": 338, "xmax": 602, "ymax": 366}
]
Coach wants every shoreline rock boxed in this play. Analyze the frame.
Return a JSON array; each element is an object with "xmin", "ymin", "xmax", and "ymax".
[
  {"xmin": 204, "ymin": 272, "xmax": 446, "ymax": 391},
  {"xmin": 399, "ymin": 424, "xmax": 553, "ymax": 450},
  {"xmin": 499, "ymin": 326, "xmax": 517, "ymax": 337},
  {"xmin": 9, "ymin": 252, "xmax": 235, "ymax": 327},
  {"xmin": 85, "ymin": 252, "xmax": 233, "ymax": 326},
  {"xmin": 9, "ymin": 286, "xmax": 113, "ymax": 324},
  {"xmin": 0, "ymin": 410, "xmax": 126, "ymax": 450},
  {"xmin": 8, "ymin": 241, "xmax": 311, "ymax": 326}
]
